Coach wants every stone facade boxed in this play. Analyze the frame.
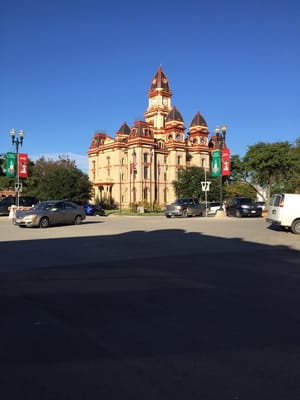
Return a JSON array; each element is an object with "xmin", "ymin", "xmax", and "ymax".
[{"xmin": 88, "ymin": 66, "xmax": 215, "ymax": 209}]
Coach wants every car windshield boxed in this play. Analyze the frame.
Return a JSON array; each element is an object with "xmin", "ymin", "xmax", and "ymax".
[{"xmin": 240, "ymin": 198, "xmax": 252, "ymax": 204}]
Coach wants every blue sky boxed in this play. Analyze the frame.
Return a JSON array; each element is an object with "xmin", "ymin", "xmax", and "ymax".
[{"xmin": 1, "ymin": 0, "xmax": 300, "ymax": 173}]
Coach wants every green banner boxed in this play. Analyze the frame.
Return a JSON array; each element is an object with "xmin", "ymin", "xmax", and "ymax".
[
  {"xmin": 6, "ymin": 152, "xmax": 17, "ymax": 177},
  {"xmin": 211, "ymin": 150, "xmax": 221, "ymax": 177}
]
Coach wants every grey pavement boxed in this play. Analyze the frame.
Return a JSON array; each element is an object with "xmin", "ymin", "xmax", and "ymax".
[{"xmin": 0, "ymin": 215, "xmax": 300, "ymax": 399}]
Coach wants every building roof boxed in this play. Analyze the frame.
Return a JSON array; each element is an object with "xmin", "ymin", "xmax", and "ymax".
[
  {"xmin": 165, "ymin": 106, "xmax": 184, "ymax": 123},
  {"xmin": 190, "ymin": 112, "xmax": 207, "ymax": 127},
  {"xmin": 149, "ymin": 65, "xmax": 171, "ymax": 92},
  {"xmin": 116, "ymin": 122, "xmax": 131, "ymax": 135},
  {"xmin": 129, "ymin": 120, "xmax": 153, "ymax": 138}
]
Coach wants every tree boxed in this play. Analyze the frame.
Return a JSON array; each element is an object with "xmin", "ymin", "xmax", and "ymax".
[
  {"xmin": 243, "ymin": 141, "xmax": 300, "ymax": 200},
  {"xmin": 27, "ymin": 156, "xmax": 92, "ymax": 201},
  {"xmin": 224, "ymin": 181, "xmax": 257, "ymax": 199},
  {"xmin": 172, "ymin": 166, "xmax": 223, "ymax": 202}
]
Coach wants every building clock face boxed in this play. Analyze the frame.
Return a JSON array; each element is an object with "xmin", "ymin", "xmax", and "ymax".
[
  {"xmin": 162, "ymin": 98, "xmax": 168, "ymax": 105},
  {"xmin": 200, "ymin": 137, "xmax": 205, "ymax": 144},
  {"xmin": 151, "ymin": 98, "xmax": 157, "ymax": 106}
]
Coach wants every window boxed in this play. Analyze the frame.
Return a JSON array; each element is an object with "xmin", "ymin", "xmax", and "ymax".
[
  {"xmin": 143, "ymin": 187, "xmax": 148, "ymax": 200},
  {"xmin": 144, "ymin": 166, "xmax": 148, "ymax": 179},
  {"xmin": 65, "ymin": 202, "xmax": 76, "ymax": 209}
]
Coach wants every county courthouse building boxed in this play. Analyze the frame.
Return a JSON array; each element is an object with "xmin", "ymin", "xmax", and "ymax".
[{"xmin": 88, "ymin": 66, "xmax": 218, "ymax": 208}]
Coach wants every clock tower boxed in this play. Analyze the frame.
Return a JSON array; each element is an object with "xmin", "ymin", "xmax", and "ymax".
[{"xmin": 145, "ymin": 66, "xmax": 172, "ymax": 131}]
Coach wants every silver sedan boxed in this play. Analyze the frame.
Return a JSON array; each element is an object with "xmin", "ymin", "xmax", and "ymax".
[{"xmin": 15, "ymin": 200, "xmax": 86, "ymax": 228}]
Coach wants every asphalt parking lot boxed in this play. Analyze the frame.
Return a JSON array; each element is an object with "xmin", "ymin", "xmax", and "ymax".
[{"xmin": 0, "ymin": 215, "xmax": 300, "ymax": 399}]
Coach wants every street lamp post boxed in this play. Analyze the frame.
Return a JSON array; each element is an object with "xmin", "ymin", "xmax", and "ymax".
[
  {"xmin": 215, "ymin": 124, "xmax": 227, "ymax": 211},
  {"xmin": 10, "ymin": 128, "xmax": 24, "ymax": 208}
]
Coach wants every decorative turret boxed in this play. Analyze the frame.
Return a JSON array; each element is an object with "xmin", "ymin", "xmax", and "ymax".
[{"xmin": 188, "ymin": 112, "xmax": 209, "ymax": 147}]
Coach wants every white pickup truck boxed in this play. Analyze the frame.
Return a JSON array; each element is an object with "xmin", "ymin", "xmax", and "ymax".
[{"xmin": 266, "ymin": 193, "xmax": 300, "ymax": 234}]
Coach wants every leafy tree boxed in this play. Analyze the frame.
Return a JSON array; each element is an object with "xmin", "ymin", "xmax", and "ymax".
[
  {"xmin": 27, "ymin": 156, "xmax": 92, "ymax": 201},
  {"xmin": 224, "ymin": 181, "xmax": 257, "ymax": 199},
  {"xmin": 229, "ymin": 154, "xmax": 249, "ymax": 183},
  {"xmin": 243, "ymin": 141, "xmax": 300, "ymax": 200},
  {"xmin": 172, "ymin": 166, "xmax": 224, "ymax": 202}
]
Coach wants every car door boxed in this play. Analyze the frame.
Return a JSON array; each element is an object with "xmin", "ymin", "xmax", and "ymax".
[
  {"xmin": 268, "ymin": 194, "xmax": 283, "ymax": 223},
  {"xmin": 188, "ymin": 199, "xmax": 196, "ymax": 215},
  {"xmin": 51, "ymin": 201, "xmax": 67, "ymax": 225},
  {"xmin": 64, "ymin": 201, "xmax": 78, "ymax": 223}
]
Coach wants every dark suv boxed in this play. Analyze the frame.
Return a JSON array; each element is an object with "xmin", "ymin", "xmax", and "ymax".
[
  {"xmin": 0, "ymin": 196, "xmax": 38, "ymax": 216},
  {"xmin": 226, "ymin": 197, "xmax": 263, "ymax": 218}
]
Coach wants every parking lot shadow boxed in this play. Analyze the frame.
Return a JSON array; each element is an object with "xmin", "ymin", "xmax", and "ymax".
[{"xmin": 0, "ymin": 229, "xmax": 299, "ymax": 400}]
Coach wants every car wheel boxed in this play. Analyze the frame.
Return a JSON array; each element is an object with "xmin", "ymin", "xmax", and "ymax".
[
  {"xmin": 291, "ymin": 219, "xmax": 300, "ymax": 234},
  {"xmin": 236, "ymin": 210, "xmax": 242, "ymax": 218},
  {"xmin": 74, "ymin": 215, "xmax": 82, "ymax": 225},
  {"xmin": 182, "ymin": 209, "xmax": 188, "ymax": 218},
  {"xmin": 39, "ymin": 217, "xmax": 49, "ymax": 228}
]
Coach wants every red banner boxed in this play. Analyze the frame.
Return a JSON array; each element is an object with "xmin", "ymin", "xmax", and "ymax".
[
  {"xmin": 221, "ymin": 148, "xmax": 230, "ymax": 176},
  {"xmin": 18, "ymin": 153, "xmax": 28, "ymax": 178}
]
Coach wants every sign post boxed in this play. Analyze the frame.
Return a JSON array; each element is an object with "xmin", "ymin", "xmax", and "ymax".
[{"xmin": 201, "ymin": 169, "xmax": 211, "ymax": 217}]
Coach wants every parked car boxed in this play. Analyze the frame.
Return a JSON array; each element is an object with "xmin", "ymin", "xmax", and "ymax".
[
  {"xmin": 165, "ymin": 198, "xmax": 205, "ymax": 218},
  {"xmin": 84, "ymin": 203, "xmax": 105, "ymax": 216},
  {"xmin": 0, "ymin": 195, "xmax": 38, "ymax": 216},
  {"xmin": 14, "ymin": 200, "xmax": 86, "ymax": 228},
  {"xmin": 226, "ymin": 197, "xmax": 263, "ymax": 218},
  {"xmin": 254, "ymin": 201, "xmax": 266, "ymax": 211},
  {"xmin": 207, "ymin": 201, "xmax": 226, "ymax": 215}
]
